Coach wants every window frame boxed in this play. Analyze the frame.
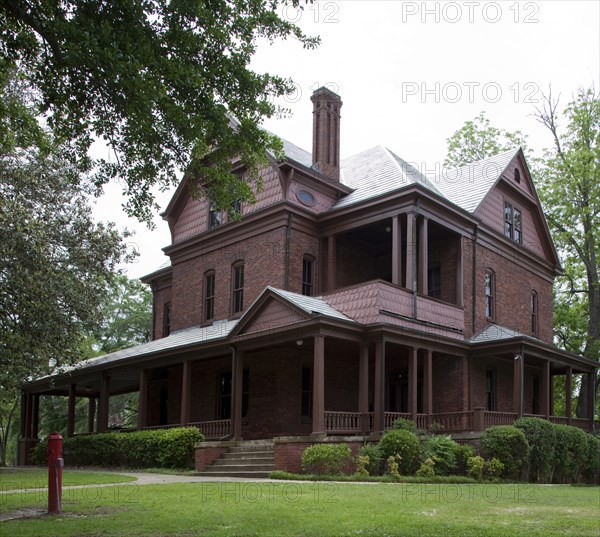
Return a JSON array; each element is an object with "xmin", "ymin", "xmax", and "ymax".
[
  {"xmin": 302, "ymin": 256, "xmax": 315, "ymax": 296},
  {"xmin": 504, "ymin": 201, "xmax": 523, "ymax": 244},
  {"xmin": 162, "ymin": 302, "xmax": 171, "ymax": 337},
  {"xmin": 531, "ymin": 290, "xmax": 538, "ymax": 338},
  {"xmin": 427, "ymin": 261, "xmax": 442, "ymax": 299},
  {"xmin": 514, "ymin": 168, "xmax": 521, "ymax": 183},
  {"xmin": 232, "ymin": 261, "xmax": 244, "ymax": 314},
  {"xmin": 485, "ymin": 368, "xmax": 496, "ymax": 411},
  {"xmin": 485, "ymin": 270, "xmax": 495, "ymax": 320},
  {"xmin": 204, "ymin": 270, "xmax": 215, "ymax": 322},
  {"xmin": 209, "ymin": 200, "xmax": 222, "ymax": 229}
]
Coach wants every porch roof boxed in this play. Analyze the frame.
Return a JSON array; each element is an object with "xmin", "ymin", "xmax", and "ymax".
[{"xmin": 267, "ymin": 287, "xmax": 356, "ymax": 323}]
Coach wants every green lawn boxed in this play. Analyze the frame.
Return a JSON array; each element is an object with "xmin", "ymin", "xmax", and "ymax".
[
  {"xmin": 0, "ymin": 468, "xmax": 137, "ymax": 490},
  {"xmin": 1, "ymin": 481, "xmax": 598, "ymax": 536}
]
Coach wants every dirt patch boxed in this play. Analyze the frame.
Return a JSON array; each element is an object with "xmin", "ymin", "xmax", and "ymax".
[{"xmin": 0, "ymin": 507, "xmax": 46, "ymax": 522}]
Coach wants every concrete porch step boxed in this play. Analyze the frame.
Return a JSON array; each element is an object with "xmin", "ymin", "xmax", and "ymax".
[{"xmin": 196, "ymin": 441, "xmax": 275, "ymax": 479}]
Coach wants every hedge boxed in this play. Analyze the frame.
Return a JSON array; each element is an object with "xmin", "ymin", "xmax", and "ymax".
[
  {"xmin": 480, "ymin": 425, "xmax": 530, "ymax": 478},
  {"xmin": 513, "ymin": 417, "xmax": 556, "ymax": 483},
  {"xmin": 31, "ymin": 427, "xmax": 203, "ymax": 469},
  {"xmin": 301, "ymin": 443, "xmax": 352, "ymax": 475}
]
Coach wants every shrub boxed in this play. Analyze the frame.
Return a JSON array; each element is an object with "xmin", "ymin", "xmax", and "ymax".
[
  {"xmin": 392, "ymin": 418, "xmax": 417, "ymax": 433},
  {"xmin": 386, "ymin": 455, "xmax": 401, "ymax": 479},
  {"xmin": 581, "ymin": 434, "xmax": 600, "ymax": 483},
  {"xmin": 355, "ymin": 455, "xmax": 370, "ymax": 477},
  {"xmin": 358, "ymin": 443, "xmax": 383, "ymax": 475},
  {"xmin": 454, "ymin": 443, "xmax": 476, "ymax": 476},
  {"xmin": 422, "ymin": 435, "xmax": 458, "ymax": 476},
  {"xmin": 552, "ymin": 424, "xmax": 596, "ymax": 483},
  {"xmin": 485, "ymin": 458, "xmax": 505, "ymax": 480},
  {"xmin": 301, "ymin": 443, "xmax": 351, "ymax": 475},
  {"xmin": 513, "ymin": 417, "xmax": 556, "ymax": 482},
  {"xmin": 378, "ymin": 429, "xmax": 420, "ymax": 475},
  {"xmin": 467, "ymin": 455, "xmax": 484, "ymax": 480},
  {"xmin": 416, "ymin": 458, "xmax": 436, "ymax": 478},
  {"xmin": 480, "ymin": 425, "xmax": 530, "ymax": 478},
  {"xmin": 31, "ymin": 428, "xmax": 204, "ymax": 469}
]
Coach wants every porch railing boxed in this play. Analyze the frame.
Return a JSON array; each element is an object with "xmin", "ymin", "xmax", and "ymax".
[
  {"xmin": 384, "ymin": 412, "xmax": 412, "ymax": 430},
  {"xmin": 189, "ymin": 419, "xmax": 231, "ymax": 440},
  {"xmin": 429, "ymin": 411, "xmax": 473, "ymax": 432},
  {"xmin": 324, "ymin": 411, "xmax": 373, "ymax": 434},
  {"xmin": 483, "ymin": 411, "xmax": 517, "ymax": 427}
]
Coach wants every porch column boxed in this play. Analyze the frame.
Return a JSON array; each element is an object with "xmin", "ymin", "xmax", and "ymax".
[
  {"xmin": 98, "ymin": 372, "xmax": 111, "ymax": 433},
  {"xmin": 585, "ymin": 371, "xmax": 595, "ymax": 421},
  {"xmin": 513, "ymin": 354, "xmax": 524, "ymax": 418},
  {"xmin": 88, "ymin": 397, "xmax": 96, "ymax": 433},
  {"xmin": 418, "ymin": 216, "xmax": 428, "ymax": 295},
  {"xmin": 327, "ymin": 236, "xmax": 336, "ymax": 292},
  {"xmin": 423, "ymin": 349, "xmax": 433, "ymax": 420},
  {"xmin": 565, "ymin": 366, "xmax": 573, "ymax": 423},
  {"xmin": 405, "ymin": 213, "xmax": 415, "ymax": 291},
  {"xmin": 232, "ymin": 349, "xmax": 245, "ymax": 440},
  {"xmin": 456, "ymin": 236, "xmax": 464, "ymax": 306},
  {"xmin": 180, "ymin": 361, "xmax": 192, "ymax": 426},
  {"xmin": 408, "ymin": 347, "xmax": 418, "ymax": 421},
  {"xmin": 541, "ymin": 361, "xmax": 550, "ymax": 419},
  {"xmin": 392, "ymin": 216, "xmax": 402, "ymax": 286},
  {"xmin": 358, "ymin": 343, "xmax": 369, "ymax": 433},
  {"xmin": 67, "ymin": 383, "xmax": 77, "ymax": 437},
  {"xmin": 138, "ymin": 369, "xmax": 149, "ymax": 429},
  {"xmin": 312, "ymin": 335, "xmax": 325, "ymax": 434},
  {"xmin": 32, "ymin": 394, "xmax": 40, "ymax": 439},
  {"xmin": 23, "ymin": 392, "xmax": 33, "ymax": 439},
  {"xmin": 374, "ymin": 339, "xmax": 385, "ymax": 434}
]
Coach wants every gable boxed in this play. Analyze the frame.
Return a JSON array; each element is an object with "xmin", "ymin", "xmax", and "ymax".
[
  {"xmin": 237, "ymin": 298, "xmax": 306, "ymax": 335},
  {"xmin": 474, "ymin": 152, "xmax": 559, "ymax": 265}
]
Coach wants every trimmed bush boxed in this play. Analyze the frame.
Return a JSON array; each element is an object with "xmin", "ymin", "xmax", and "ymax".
[
  {"xmin": 378, "ymin": 429, "xmax": 420, "ymax": 475},
  {"xmin": 301, "ymin": 443, "xmax": 352, "ymax": 475},
  {"xmin": 480, "ymin": 425, "xmax": 530, "ymax": 478},
  {"xmin": 552, "ymin": 424, "xmax": 597, "ymax": 484},
  {"xmin": 30, "ymin": 428, "xmax": 203, "ymax": 469},
  {"xmin": 454, "ymin": 443, "xmax": 476, "ymax": 476},
  {"xmin": 514, "ymin": 417, "xmax": 556, "ymax": 482},
  {"xmin": 391, "ymin": 418, "xmax": 417, "ymax": 433},
  {"xmin": 422, "ymin": 435, "xmax": 459, "ymax": 476},
  {"xmin": 467, "ymin": 455, "xmax": 484, "ymax": 480},
  {"xmin": 357, "ymin": 443, "xmax": 383, "ymax": 476}
]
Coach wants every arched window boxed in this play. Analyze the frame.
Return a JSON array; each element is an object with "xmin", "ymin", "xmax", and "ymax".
[
  {"xmin": 204, "ymin": 270, "xmax": 215, "ymax": 322},
  {"xmin": 485, "ymin": 270, "xmax": 495, "ymax": 320},
  {"xmin": 302, "ymin": 256, "xmax": 315, "ymax": 296},
  {"xmin": 232, "ymin": 261, "xmax": 244, "ymax": 314},
  {"xmin": 514, "ymin": 168, "xmax": 521, "ymax": 183},
  {"xmin": 531, "ymin": 290, "xmax": 538, "ymax": 337}
]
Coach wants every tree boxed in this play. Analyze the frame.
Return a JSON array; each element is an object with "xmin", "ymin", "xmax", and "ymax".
[
  {"xmin": 92, "ymin": 273, "xmax": 152, "ymax": 355},
  {"xmin": 535, "ymin": 88, "xmax": 599, "ymax": 416},
  {"xmin": 444, "ymin": 112, "xmax": 529, "ymax": 167},
  {"xmin": 0, "ymin": 0, "xmax": 319, "ymax": 223}
]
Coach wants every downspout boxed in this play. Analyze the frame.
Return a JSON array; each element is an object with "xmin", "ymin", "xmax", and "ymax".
[
  {"xmin": 472, "ymin": 225, "xmax": 479, "ymax": 334},
  {"xmin": 150, "ymin": 281, "xmax": 157, "ymax": 341},
  {"xmin": 284, "ymin": 213, "xmax": 292, "ymax": 290},
  {"xmin": 412, "ymin": 201, "xmax": 419, "ymax": 319},
  {"xmin": 223, "ymin": 345, "xmax": 236, "ymax": 441}
]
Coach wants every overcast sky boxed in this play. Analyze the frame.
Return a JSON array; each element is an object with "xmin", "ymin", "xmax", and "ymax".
[{"xmin": 92, "ymin": 0, "xmax": 600, "ymax": 279}]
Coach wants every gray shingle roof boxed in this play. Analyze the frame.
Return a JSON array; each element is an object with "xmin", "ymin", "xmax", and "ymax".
[
  {"xmin": 281, "ymin": 138, "xmax": 313, "ymax": 169},
  {"xmin": 267, "ymin": 287, "xmax": 356, "ymax": 323},
  {"xmin": 64, "ymin": 321, "xmax": 238, "ymax": 373},
  {"xmin": 431, "ymin": 148, "xmax": 520, "ymax": 212},
  {"xmin": 469, "ymin": 324, "xmax": 530, "ymax": 344},
  {"xmin": 333, "ymin": 146, "xmax": 442, "ymax": 210}
]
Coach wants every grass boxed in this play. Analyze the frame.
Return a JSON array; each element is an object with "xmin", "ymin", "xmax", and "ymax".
[
  {"xmin": 1, "ymin": 480, "xmax": 598, "ymax": 536},
  {"xmin": 0, "ymin": 468, "xmax": 137, "ymax": 490}
]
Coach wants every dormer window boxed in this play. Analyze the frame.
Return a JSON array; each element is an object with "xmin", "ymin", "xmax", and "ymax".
[{"xmin": 228, "ymin": 199, "xmax": 242, "ymax": 220}]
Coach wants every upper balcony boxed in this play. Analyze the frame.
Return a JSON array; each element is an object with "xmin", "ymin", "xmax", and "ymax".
[{"xmin": 324, "ymin": 280, "xmax": 465, "ymax": 340}]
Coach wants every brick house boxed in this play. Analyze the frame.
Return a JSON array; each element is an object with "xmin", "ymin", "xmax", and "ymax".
[{"xmin": 19, "ymin": 87, "xmax": 596, "ymax": 469}]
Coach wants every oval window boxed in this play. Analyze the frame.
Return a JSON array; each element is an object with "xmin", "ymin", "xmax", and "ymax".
[{"xmin": 296, "ymin": 189, "xmax": 316, "ymax": 207}]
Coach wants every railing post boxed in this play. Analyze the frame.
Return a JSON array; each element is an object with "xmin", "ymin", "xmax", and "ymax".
[{"xmin": 473, "ymin": 407, "xmax": 485, "ymax": 432}]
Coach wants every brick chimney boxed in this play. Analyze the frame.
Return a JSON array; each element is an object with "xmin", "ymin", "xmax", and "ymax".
[{"xmin": 311, "ymin": 86, "xmax": 342, "ymax": 181}]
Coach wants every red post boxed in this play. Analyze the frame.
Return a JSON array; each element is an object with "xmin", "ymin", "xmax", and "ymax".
[{"xmin": 48, "ymin": 432, "xmax": 63, "ymax": 514}]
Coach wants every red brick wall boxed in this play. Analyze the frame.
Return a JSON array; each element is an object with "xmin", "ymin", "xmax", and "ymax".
[
  {"xmin": 462, "ymin": 239, "xmax": 553, "ymax": 342},
  {"xmin": 471, "ymin": 357, "xmax": 514, "ymax": 413},
  {"xmin": 273, "ymin": 438, "xmax": 363, "ymax": 474},
  {"xmin": 432, "ymin": 355, "xmax": 468, "ymax": 413},
  {"xmin": 152, "ymin": 285, "xmax": 172, "ymax": 339},
  {"xmin": 195, "ymin": 446, "xmax": 229, "ymax": 472}
]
